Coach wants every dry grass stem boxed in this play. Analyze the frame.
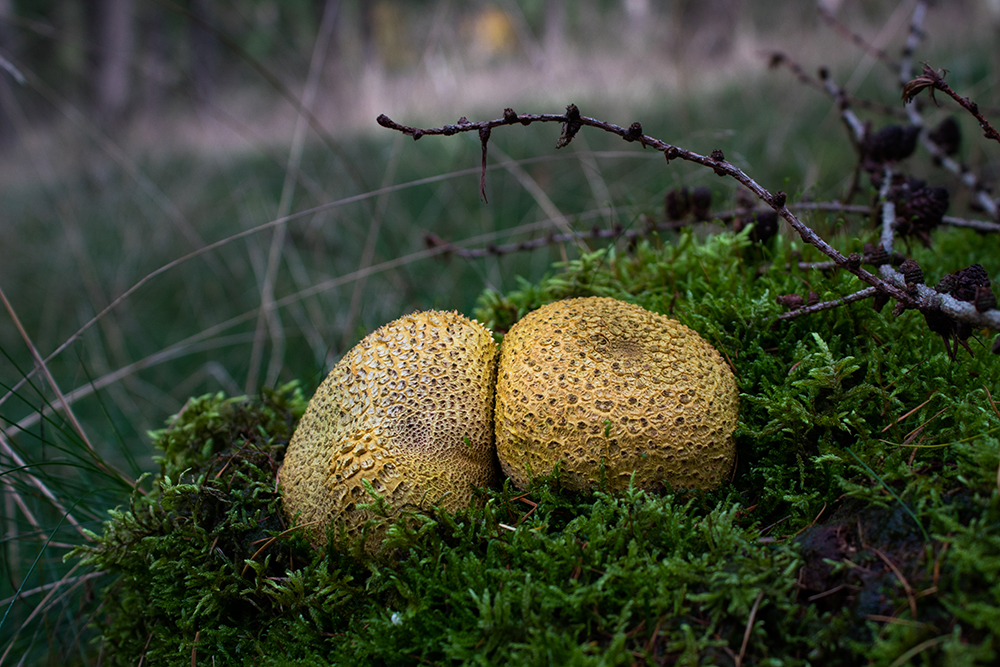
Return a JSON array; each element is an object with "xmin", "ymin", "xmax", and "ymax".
[
  {"xmin": 247, "ymin": 0, "xmax": 341, "ymax": 393},
  {"xmin": 0, "ymin": 431, "xmax": 87, "ymax": 537},
  {"xmin": 341, "ymin": 135, "xmax": 404, "ymax": 352},
  {"xmin": 869, "ymin": 546, "xmax": 918, "ymax": 620},
  {"xmin": 886, "ymin": 635, "xmax": 950, "ymax": 667},
  {"xmin": 735, "ymin": 591, "xmax": 764, "ymax": 667}
]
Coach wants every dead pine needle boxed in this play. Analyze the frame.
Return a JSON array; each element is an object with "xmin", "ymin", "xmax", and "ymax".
[
  {"xmin": 887, "ymin": 635, "xmax": 951, "ymax": 667},
  {"xmin": 241, "ymin": 521, "xmax": 323, "ymax": 576},
  {"xmin": 869, "ymin": 546, "xmax": 918, "ymax": 620},
  {"xmin": 735, "ymin": 591, "xmax": 764, "ymax": 667}
]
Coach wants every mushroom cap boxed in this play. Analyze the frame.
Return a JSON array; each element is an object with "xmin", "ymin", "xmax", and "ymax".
[
  {"xmin": 280, "ymin": 310, "xmax": 499, "ymax": 547},
  {"xmin": 494, "ymin": 297, "xmax": 738, "ymax": 492}
]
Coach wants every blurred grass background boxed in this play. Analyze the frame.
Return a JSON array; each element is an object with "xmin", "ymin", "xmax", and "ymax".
[
  {"xmin": 1, "ymin": 1, "xmax": 999, "ymax": 659},
  {"xmin": 3, "ymin": 0, "xmax": 996, "ymax": 469}
]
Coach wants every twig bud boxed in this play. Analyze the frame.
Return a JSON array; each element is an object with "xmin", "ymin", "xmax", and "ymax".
[
  {"xmin": 691, "ymin": 187, "xmax": 712, "ymax": 221},
  {"xmin": 900, "ymin": 259, "xmax": 924, "ymax": 285},
  {"xmin": 777, "ymin": 294, "xmax": 804, "ymax": 310},
  {"xmin": 864, "ymin": 243, "xmax": 890, "ymax": 267},
  {"xmin": 625, "ymin": 122, "xmax": 644, "ymax": 144},
  {"xmin": 952, "ymin": 264, "xmax": 990, "ymax": 301},
  {"xmin": 873, "ymin": 290, "xmax": 890, "ymax": 312},
  {"xmin": 975, "ymin": 285, "xmax": 997, "ymax": 312},
  {"xmin": 665, "ymin": 188, "xmax": 690, "ymax": 221},
  {"xmin": 556, "ymin": 104, "xmax": 582, "ymax": 149},
  {"xmin": 711, "ymin": 149, "xmax": 727, "ymax": 176},
  {"xmin": 503, "ymin": 108, "xmax": 518, "ymax": 124},
  {"xmin": 928, "ymin": 117, "xmax": 961, "ymax": 156}
]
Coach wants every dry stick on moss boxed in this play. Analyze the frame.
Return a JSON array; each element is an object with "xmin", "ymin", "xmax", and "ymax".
[
  {"xmin": 775, "ymin": 287, "xmax": 878, "ymax": 321},
  {"xmin": 241, "ymin": 521, "xmax": 323, "ymax": 576},
  {"xmin": 426, "ymin": 201, "xmax": 995, "ymax": 262},
  {"xmin": 378, "ymin": 108, "xmax": 1000, "ymax": 337},
  {"xmin": 869, "ymin": 545, "xmax": 919, "ymax": 620},
  {"xmin": 793, "ymin": 201, "xmax": 1000, "ymax": 233}
]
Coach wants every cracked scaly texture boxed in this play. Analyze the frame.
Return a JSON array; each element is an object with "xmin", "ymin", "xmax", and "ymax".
[
  {"xmin": 280, "ymin": 310, "xmax": 499, "ymax": 546},
  {"xmin": 495, "ymin": 297, "xmax": 738, "ymax": 492}
]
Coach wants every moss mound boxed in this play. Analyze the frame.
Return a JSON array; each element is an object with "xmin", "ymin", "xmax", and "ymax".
[{"xmin": 76, "ymin": 229, "xmax": 1000, "ymax": 665}]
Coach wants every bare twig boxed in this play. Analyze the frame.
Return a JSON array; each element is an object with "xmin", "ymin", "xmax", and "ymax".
[
  {"xmin": 817, "ymin": 5, "xmax": 900, "ymax": 72},
  {"xmin": 791, "ymin": 201, "xmax": 1000, "ymax": 232},
  {"xmin": 777, "ymin": 287, "xmax": 878, "ymax": 321},
  {"xmin": 377, "ymin": 107, "xmax": 1000, "ymax": 339},
  {"xmin": 902, "ymin": 63, "xmax": 1000, "ymax": 145},
  {"xmin": 787, "ymin": 34, "xmax": 999, "ymax": 222},
  {"xmin": 819, "ymin": 69, "xmax": 866, "ymax": 143},
  {"xmin": 898, "ymin": 64, "xmax": 1000, "ymax": 220},
  {"xmin": 879, "ymin": 165, "xmax": 897, "ymax": 254},
  {"xmin": 377, "ymin": 109, "xmax": 910, "ymax": 298},
  {"xmin": 765, "ymin": 51, "xmax": 906, "ymax": 118},
  {"xmin": 899, "ymin": 1, "xmax": 930, "ymax": 86},
  {"xmin": 942, "ymin": 215, "xmax": 1000, "ymax": 233}
]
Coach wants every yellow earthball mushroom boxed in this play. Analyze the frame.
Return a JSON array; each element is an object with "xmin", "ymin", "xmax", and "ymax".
[
  {"xmin": 495, "ymin": 297, "xmax": 738, "ymax": 492},
  {"xmin": 280, "ymin": 310, "xmax": 499, "ymax": 546}
]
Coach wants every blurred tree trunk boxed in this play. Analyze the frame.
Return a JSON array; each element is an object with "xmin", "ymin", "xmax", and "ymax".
[
  {"xmin": 0, "ymin": 0, "xmax": 15, "ymax": 145},
  {"xmin": 360, "ymin": 1, "xmax": 377, "ymax": 67},
  {"xmin": 189, "ymin": 0, "xmax": 216, "ymax": 105},
  {"xmin": 674, "ymin": 0, "xmax": 742, "ymax": 61},
  {"xmin": 85, "ymin": 0, "xmax": 136, "ymax": 130},
  {"xmin": 140, "ymin": 6, "xmax": 168, "ymax": 113},
  {"xmin": 544, "ymin": 0, "xmax": 567, "ymax": 62}
]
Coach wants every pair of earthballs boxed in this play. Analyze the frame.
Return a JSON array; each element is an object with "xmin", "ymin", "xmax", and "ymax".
[{"xmin": 279, "ymin": 297, "xmax": 739, "ymax": 547}]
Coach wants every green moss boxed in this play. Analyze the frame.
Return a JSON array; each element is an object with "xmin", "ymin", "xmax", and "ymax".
[{"xmin": 75, "ymin": 227, "xmax": 1000, "ymax": 665}]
